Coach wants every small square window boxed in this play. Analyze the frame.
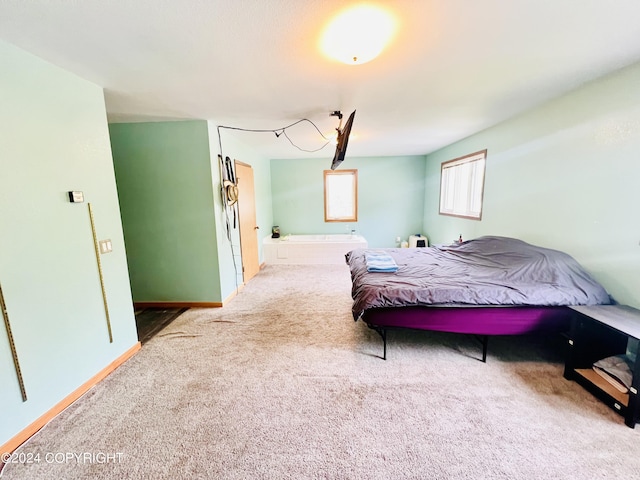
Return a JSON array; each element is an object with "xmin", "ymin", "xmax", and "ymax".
[{"xmin": 439, "ymin": 150, "xmax": 486, "ymax": 220}]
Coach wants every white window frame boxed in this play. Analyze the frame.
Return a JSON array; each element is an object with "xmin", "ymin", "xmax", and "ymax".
[
  {"xmin": 439, "ymin": 150, "xmax": 486, "ymax": 220},
  {"xmin": 324, "ymin": 169, "xmax": 358, "ymax": 222}
]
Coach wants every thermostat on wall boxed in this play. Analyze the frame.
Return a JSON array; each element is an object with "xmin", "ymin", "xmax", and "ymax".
[{"xmin": 68, "ymin": 191, "xmax": 84, "ymax": 203}]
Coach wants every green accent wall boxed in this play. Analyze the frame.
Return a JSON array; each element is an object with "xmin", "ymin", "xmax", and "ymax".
[
  {"xmin": 109, "ymin": 121, "xmax": 223, "ymax": 302},
  {"xmin": 423, "ymin": 62, "xmax": 640, "ymax": 309},
  {"xmin": 271, "ymin": 155, "xmax": 426, "ymax": 248},
  {"xmin": 109, "ymin": 121, "xmax": 273, "ymax": 304},
  {"xmin": 0, "ymin": 40, "xmax": 138, "ymax": 445}
]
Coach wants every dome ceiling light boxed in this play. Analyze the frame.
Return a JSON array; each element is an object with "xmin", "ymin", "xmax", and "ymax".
[{"xmin": 320, "ymin": 4, "xmax": 397, "ymax": 65}]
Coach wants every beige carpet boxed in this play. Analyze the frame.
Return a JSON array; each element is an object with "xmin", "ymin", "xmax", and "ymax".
[{"xmin": 3, "ymin": 264, "xmax": 640, "ymax": 479}]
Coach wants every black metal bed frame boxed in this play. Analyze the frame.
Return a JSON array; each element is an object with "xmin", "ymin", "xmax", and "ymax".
[{"xmin": 368, "ymin": 324, "xmax": 489, "ymax": 362}]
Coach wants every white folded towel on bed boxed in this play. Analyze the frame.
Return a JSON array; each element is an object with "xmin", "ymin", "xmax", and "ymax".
[{"xmin": 365, "ymin": 252, "xmax": 398, "ymax": 273}]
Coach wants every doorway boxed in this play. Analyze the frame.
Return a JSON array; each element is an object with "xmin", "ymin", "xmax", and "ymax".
[{"xmin": 235, "ymin": 161, "xmax": 260, "ymax": 283}]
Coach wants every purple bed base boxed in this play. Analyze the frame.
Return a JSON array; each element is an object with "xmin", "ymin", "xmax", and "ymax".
[{"xmin": 361, "ymin": 305, "xmax": 573, "ymax": 361}]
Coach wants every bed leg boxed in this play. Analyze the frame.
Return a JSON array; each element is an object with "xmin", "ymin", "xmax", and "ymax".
[
  {"xmin": 474, "ymin": 335, "xmax": 489, "ymax": 362},
  {"xmin": 369, "ymin": 326, "xmax": 387, "ymax": 360},
  {"xmin": 481, "ymin": 335, "xmax": 488, "ymax": 363},
  {"xmin": 382, "ymin": 329, "xmax": 387, "ymax": 360}
]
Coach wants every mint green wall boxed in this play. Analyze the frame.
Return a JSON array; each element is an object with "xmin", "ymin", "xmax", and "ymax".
[
  {"xmin": 207, "ymin": 124, "xmax": 273, "ymax": 297},
  {"xmin": 108, "ymin": 121, "xmax": 273, "ymax": 304},
  {"xmin": 109, "ymin": 121, "xmax": 223, "ymax": 303},
  {"xmin": 423, "ymin": 62, "xmax": 640, "ymax": 309},
  {"xmin": 0, "ymin": 40, "xmax": 138, "ymax": 445},
  {"xmin": 271, "ymin": 156, "xmax": 426, "ymax": 248}
]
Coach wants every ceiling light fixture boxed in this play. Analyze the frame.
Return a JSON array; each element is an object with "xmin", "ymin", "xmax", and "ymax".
[{"xmin": 320, "ymin": 4, "xmax": 396, "ymax": 65}]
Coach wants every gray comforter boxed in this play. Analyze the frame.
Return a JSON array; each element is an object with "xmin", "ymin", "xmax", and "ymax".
[{"xmin": 346, "ymin": 236, "xmax": 611, "ymax": 320}]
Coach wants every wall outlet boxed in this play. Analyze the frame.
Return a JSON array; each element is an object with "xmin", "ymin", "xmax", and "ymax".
[{"xmin": 99, "ymin": 239, "xmax": 113, "ymax": 254}]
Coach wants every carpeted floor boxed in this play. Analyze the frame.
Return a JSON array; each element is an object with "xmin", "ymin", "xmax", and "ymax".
[{"xmin": 3, "ymin": 264, "xmax": 640, "ymax": 479}]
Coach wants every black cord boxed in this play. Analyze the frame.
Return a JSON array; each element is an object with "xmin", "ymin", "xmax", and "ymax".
[
  {"xmin": 282, "ymin": 130, "xmax": 329, "ymax": 152},
  {"xmin": 217, "ymin": 118, "xmax": 333, "ymax": 153}
]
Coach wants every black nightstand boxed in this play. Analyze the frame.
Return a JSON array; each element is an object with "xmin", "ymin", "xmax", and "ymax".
[{"xmin": 564, "ymin": 305, "xmax": 640, "ymax": 428}]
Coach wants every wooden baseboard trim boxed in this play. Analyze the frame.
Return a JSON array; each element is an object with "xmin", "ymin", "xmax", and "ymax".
[
  {"xmin": 134, "ymin": 301, "xmax": 223, "ymax": 309},
  {"xmin": 134, "ymin": 285, "xmax": 251, "ymax": 310},
  {"xmin": 0, "ymin": 341, "xmax": 141, "ymax": 456}
]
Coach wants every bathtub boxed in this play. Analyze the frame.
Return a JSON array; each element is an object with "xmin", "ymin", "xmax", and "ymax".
[{"xmin": 263, "ymin": 234, "xmax": 368, "ymax": 265}]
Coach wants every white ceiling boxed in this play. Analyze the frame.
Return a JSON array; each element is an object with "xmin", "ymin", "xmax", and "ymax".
[{"xmin": 2, "ymin": 0, "xmax": 640, "ymax": 159}]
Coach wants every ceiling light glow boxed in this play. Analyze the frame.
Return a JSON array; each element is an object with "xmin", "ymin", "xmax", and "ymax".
[{"xmin": 320, "ymin": 5, "xmax": 396, "ymax": 65}]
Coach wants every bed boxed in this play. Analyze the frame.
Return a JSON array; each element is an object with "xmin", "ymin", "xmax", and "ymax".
[{"xmin": 345, "ymin": 236, "xmax": 612, "ymax": 361}]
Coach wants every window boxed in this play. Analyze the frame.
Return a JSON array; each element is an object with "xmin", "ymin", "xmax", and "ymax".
[
  {"xmin": 439, "ymin": 150, "xmax": 486, "ymax": 220},
  {"xmin": 324, "ymin": 169, "xmax": 358, "ymax": 222}
]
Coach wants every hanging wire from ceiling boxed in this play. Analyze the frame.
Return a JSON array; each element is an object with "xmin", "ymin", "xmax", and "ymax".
[
  {"xmin": 216, "ymin": 118, "xmax": 333, "ymax": 154},
  {"xmin": 214, "ymin": 117, "xmax": 335, "ymax": 240}
]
